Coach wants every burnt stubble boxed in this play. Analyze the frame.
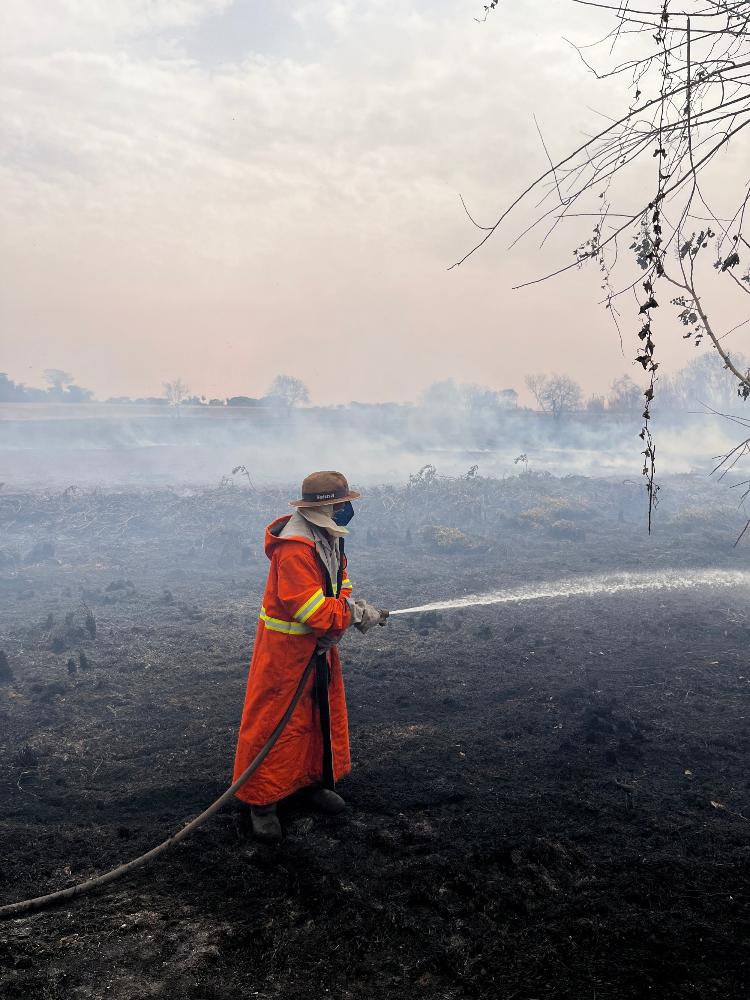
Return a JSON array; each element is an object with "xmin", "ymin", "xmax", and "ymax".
[{"xmin": 1, "ymin": 478, "xmax": 748, "ymax": 999}]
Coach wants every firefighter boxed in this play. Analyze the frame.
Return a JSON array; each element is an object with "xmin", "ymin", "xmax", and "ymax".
[{"xmin": 233, "ymin": 471, "xmax": 388, "ymax": 843}]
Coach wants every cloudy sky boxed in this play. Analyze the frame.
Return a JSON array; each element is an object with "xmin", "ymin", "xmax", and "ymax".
[{"xmin": 2, "ymin": 0, "xmax": 746, "ymax": 404}]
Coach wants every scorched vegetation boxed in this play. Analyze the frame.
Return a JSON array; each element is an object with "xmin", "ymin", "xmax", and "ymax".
[{"xmin": 0, "ymin": 473, "xmax": 749, "ymax": 998}]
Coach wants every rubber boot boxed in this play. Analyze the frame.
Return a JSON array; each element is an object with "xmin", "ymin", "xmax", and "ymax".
[
  {"xmin": 250, "ymin": 803, "xmax": 282, "ymax": 844},
  {"xmin": 303, "ymin": 787, "xmax": 346, "ymax": 815}
]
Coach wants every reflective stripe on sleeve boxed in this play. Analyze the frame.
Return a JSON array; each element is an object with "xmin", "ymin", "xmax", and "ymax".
[
  {"xmin": 259, "ymin": 607, "xmax": 313, "ymax": 635},
  {"xmin": 341, "ymin": 577, "xmax": 352, "ymax": 590},
  {"xmin": 294, "ymin": 588, "xmax": 325, "ymax": 623}
]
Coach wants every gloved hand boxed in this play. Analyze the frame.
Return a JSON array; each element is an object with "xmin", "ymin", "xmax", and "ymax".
[
  {"xmin": 353, "ymin": 600, "xmax": 389, "ymax": 633},
  {"xmin": 316, "ymin": 632, "xmax": 342, "ymax": 652}
]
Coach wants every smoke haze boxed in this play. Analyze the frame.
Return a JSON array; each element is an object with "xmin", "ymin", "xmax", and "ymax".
[{"xmin": 1, "ymin": 399, "xmax": 747, "ymax": 495}]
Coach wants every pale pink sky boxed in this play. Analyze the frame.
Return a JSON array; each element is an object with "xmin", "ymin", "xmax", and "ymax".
[{"xmin": 2, "ymin": 1, "xmax": 747, "ymax": 404}]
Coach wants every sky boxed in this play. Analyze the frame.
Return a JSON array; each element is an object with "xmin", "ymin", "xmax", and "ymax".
[{"xmin": 2, "ymin": 0, "xmax": 748, "ymax": 405}]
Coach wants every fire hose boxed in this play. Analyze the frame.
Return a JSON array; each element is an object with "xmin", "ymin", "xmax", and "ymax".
[
  {"xmin": 3, "ymin": 568, "xmax": 748, "ymax": 919},
  {"xmin": 0, "ymin": 654, "xmax": 318, "ymax": 920}
]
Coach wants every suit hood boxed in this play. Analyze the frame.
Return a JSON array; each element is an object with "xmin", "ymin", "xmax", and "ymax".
[{"xmin": 264, "ymin": 515, "xmax": 316, "ymax": 559}]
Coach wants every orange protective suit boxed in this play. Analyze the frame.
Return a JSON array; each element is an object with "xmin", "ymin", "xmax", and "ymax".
[{"xmin": 233, "ymin": 516, "xmax": 354, "ymax": 806}]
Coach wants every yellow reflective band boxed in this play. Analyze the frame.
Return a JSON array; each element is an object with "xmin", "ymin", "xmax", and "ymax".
[
  {"xmin": 259, "ymin": 607, "xmax": 312, "ymax": 636},
  {"xmin": 341, "ymin": 578, "xmax": 352, "ymax": 590},
  {"xmin": 294, "ymin": 589, "xmax": 325, "ymax": 623}
]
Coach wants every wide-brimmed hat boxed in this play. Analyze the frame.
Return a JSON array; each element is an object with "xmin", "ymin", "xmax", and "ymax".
[{"xmin": 289, "ymin": 470, "xmax": 361, "ymax": 508}]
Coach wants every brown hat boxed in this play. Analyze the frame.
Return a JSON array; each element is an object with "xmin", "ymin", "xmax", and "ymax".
[{"xmin": 290, "ymin": 470, "xmax": 361, "ymax": 508}]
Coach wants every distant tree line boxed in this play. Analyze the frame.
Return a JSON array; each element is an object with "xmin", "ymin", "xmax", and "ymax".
[
  {"xmin": 0, "ymin": 372, "xmax": 310, "ymax": 409},
  {"xmin": 421, "ymin": 354, "xmax": 749, "ymax": 421},
  {"xmin": 0, "ymin": 369, "xmax": 93, "ymax": 403},
  {"xmin": 120, "ymin": 373, "xmax": 311, "ymax": 409},
  {"xmin": 420, "ymin": 380, "xmax": 519, "ymax": 412},
  {"xmin": 523, "ymin": 353, "xmax": 750, "ymax": 419},
  {"xmin": 2, "ymin": 356, "xmax": 746, "ymax": 417}
]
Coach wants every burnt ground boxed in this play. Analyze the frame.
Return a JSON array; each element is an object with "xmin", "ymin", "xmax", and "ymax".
[{"xmin": 0, "ymin": 474, "xmax": 749, "ymax": 999}]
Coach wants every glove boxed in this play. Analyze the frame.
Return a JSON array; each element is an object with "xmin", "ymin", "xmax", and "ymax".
[
  {"xmin": 316, "ymin": 632, "xmax": 342, "ymax": 652},
  {"xmin": 353, "ymin": 600, "xmax": 389, "ymax": 633}
]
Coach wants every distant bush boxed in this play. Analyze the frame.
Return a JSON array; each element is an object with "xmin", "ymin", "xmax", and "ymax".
[
  {"xmin": 422, "ymin": 525, "xmax": 475, "ymax": 551},
  {"xmin": 227, "ymin": 396, "xmax": 263, "ymax": 407},
  {"xmin": 519, "ymin": 498, "xmax": 588, "ymax": 527}
]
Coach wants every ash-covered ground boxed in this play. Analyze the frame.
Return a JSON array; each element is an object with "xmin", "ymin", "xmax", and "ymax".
[{"xmin": 1, "ymin": 472, "xmax": 749, "ymax": 999}]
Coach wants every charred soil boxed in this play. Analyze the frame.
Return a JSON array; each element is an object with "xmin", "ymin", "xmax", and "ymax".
[{"xmin": 1, "ymin": 475, "xmax": 749, "ymax": 999}]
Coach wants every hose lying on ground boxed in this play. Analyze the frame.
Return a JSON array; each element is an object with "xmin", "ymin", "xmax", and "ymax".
[
  {"xmin": 8, "ymin": 568, "xmax": 746, "ymax": 919},
  {"xmin": 0, "ymin": 655, "xmax": 318, "ymax": 920}
]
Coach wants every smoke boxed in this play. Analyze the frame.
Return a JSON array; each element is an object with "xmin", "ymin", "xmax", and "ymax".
[{"xmin": 0, "ymin": 399, "xmax": 747, "ymax": 490}]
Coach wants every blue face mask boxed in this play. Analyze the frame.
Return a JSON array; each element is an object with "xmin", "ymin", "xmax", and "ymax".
[{"xmin": 333, "ymin": 501, "xmax": 355, "ymax": 526}]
